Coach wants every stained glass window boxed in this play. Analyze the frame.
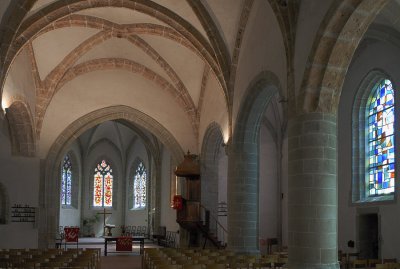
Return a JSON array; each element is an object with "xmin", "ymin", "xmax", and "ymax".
[
  {"xmin": 93, "ymin": 160, "xmax": 113, "ymax": 207},
  {"xmin": 61, "ymin": 155, "xmax": 72, "ymax": 205},
  {"xmin": 133, "ymin": 162, "xmax": 147, "ymax": 209},
  {"xmin": 366, "ymin": 79, "xmax": 395, "ymax": 196}
]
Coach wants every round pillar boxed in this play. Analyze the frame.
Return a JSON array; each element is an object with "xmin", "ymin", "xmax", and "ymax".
[
  {"xmin": 227, "ymin": 142, "xmax": 259, "ymax": 253},
  {"xmin": 288, "ymin": 113, "xmax": 339, "ymax": 269}
]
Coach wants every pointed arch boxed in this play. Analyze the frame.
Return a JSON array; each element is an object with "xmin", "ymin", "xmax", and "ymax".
[
  {"xmin": 299, "ymin": 0, "xmax": 389, "ymax": 114},
  {"xmin": 186, "ymin": 0, "xmax": 231, "ymax": 86},
  {"xmin": 200, "ymin": 122, "xmax": 224, "ymax": 229},
  {"xmin": 6, "ymin": 100, "xmax": 35, "ymax": 157},
  {"xmin": 233, "ymin": 71, "xmax": 282, "ymax": 144},
  {"xmin": 228, "ymin": 71, "xmax": 281, "ymax": 252},
  {"xmin": 41, "ymin": 105, "xmax": 183, "ymax": 247}
]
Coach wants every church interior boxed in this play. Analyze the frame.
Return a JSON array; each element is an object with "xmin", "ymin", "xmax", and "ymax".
[{"xmin": 0, "ymin": 0, "xmax": 400, "ymax": 268}]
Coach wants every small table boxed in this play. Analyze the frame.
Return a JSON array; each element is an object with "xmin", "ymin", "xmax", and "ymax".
[{"xmin": 104, "ymin": 236, "xmax": 145, "ymax": 256}]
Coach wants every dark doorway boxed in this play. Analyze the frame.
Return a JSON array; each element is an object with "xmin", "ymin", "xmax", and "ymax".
[{"xmin": 358, "ymin": 213, "xmax": 379, "ymax": 259}]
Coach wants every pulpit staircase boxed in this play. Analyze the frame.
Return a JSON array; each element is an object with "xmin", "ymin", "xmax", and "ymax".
[
  {"xmin": 197, "ymin": 205, "xmax": 227, "ymax": 249},
  {"xmin": 176, "ymin": 201, "xmax": 227, "ymax": 249}
]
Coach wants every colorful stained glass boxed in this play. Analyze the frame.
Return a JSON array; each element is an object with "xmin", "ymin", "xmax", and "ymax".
[
  {"xmin": 61, "ymin": 155, "xmax": 72, "ymax": 205},
  {"xmin": 93, "ymin": 160, "xmax": 113, "ymax": 207},
  {"xmin": 133, "ymin": 162, "xmax": 147, "ymax": 209},
  {"xmin": 367, "ymin": 79, "xmax": 395, "ymax": 196}
]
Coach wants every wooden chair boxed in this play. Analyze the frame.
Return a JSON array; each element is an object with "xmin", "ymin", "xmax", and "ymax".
[
  {"xmin": 173, "ymin": 259, "xmax": 193, "ymax": 266},
  {"xmin": 153, "ymin": 226, "xmax": 167, "ymax": 245},
  {"xmin": 204, "ymin": 264, "xmax": 226, "ymax": 269},
  {"xmin": 351, "ymin": 259, "xmax": 368, "ymax": 269},
  {"xmin": 230, "ymin": 262, "xmax": 250, "ymax": 269},
  {"xmin": 386, "ymin": 263, "xmax": 400, "ymax": 269},
  {"xmin": 130, "ymin": 225, "xmax": 137, "ymax": 236},
  {"xmin": 183, "ymin": 264, "xmax": 203, "ymax": 269},
  {"xmin": 157, "ymin": 265, "xmax": 183, "ymax": 269},
  {"xmin": 253, "ymin": 261, "xmax": 273, "ymax": 269},
  {"xmin": 368, "ymin": 259, "xmax": 382, "ymax": 268},
  {"xmin": 144, "ymin": 248, "xmax": 164, "ymax": 266},
  {"xmin": 153, "ymin": 260, "xmax": 173, "ymax": 269},
  {"xmin": 260, "ymin": 255, "xmax": 278, "ymax": 264},
  {"xmin": 376, "ymin": 264, "xmax": 389, "ymax": 269}
]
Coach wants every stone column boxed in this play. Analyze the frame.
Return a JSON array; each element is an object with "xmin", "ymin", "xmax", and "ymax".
[
  {"xmin": 227, "ymin": 142, "xmax": 258, "ymax": 253},
  {"xmin": 288, "ymin": 113, "xmax": 338, "ymax": 269},
  {"xmin": 154, "ymin": 157, "xmax": 162, "ymax": 230}
]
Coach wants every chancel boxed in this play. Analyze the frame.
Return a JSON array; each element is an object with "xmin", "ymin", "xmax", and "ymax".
[{"xmin": 1, "ymin": 1, "xmax": 400, "ymax": 268}]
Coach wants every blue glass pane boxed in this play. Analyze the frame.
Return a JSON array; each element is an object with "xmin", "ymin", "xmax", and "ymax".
[
  {"xmin": 367, "ymin": 79, "xmax": 395, "ymax": 196},
  {"xmin": 61, "ymin": 155, "xmax": 72, "ymax": 205}
]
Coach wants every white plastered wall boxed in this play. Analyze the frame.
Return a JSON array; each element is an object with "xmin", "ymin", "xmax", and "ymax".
[
  {"xmin": 232, "ymin": 0, "xmax": 286, "ymax": 134},
  {"xmin": 198, "ymin": 73, "xmax": 229, "ymax": 147},
  {"xmin": 39, "ymin": 70, "xmax": 197, "ymax": 158},
  {"xmin": 294, "ymin": 0, "xmax": 333, "ymax": 95},
  {"xmin": 259, "ymin": 120, "xmax": 278, "ymax": 253},
  {"xmin": 0, "ymin": 118, "xmax": 40, "ymax": 248},
  {"xmin": 338, "ymin": 39, "xmax": 400, "ymax": 258},
  {"xmin": 3, "ymin": 47, "xmax": 36, "ymax": 114}
]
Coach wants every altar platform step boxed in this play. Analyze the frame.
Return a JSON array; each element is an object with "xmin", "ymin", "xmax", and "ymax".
[{"xmin": 62, "ymin": 237, "xmax": 161, "ymax": 256}]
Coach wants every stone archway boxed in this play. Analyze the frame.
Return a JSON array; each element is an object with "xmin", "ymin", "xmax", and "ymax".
[
  {"xmin": 298, "ymin": 0, "xmax": 389, "ymax": 114},
  {"xmin": 6, "ymin": 101, "xmax": 35, "ymax": 157},
  {"xmin": 201, "ymin": 122, "xmax": 225, "ymax": 232},
  {"xmin": 287, "ymin": 2, "xmax": 390, "ymax": 268},
  {"xmin": 228, "ymin": 71, "xmax": 281, "ymax": 253},
  {"xmin": 40, "ymin": 105, "xmax": 184, "ymax": 247}
]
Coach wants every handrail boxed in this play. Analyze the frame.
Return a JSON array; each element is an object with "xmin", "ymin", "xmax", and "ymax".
[{"xmin": 199, "ymin": 204, "xmax": 228, "ymax": 247}]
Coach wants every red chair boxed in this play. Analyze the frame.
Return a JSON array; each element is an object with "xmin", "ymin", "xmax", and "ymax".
[{"xmin": 64, "ymin": 227, "xmax": 79, "ymax": 249}]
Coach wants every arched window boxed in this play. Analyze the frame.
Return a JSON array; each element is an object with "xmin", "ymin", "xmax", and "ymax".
[
  {"xmin": 133, "ymin": 162, "xmax": 147, "ymax": 209},
  {"xmin": 366, "ymin": 79, "xmax": 395, "ymax": 196},
  {"xmin": 93, "ymin": 160, "xmax": 113, "ymax": 207},
  {"xmin": 61, "ymin": 155, "xmax": 72, "ymax": 206}
]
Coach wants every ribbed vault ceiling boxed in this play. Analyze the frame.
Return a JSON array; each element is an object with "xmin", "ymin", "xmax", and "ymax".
[{"xmin": 2, "ymin": 0, "xmax": 245, "ymax": 156}]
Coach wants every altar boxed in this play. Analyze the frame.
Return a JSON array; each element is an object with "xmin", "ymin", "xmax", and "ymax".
[{"xmin": 103, "ymin": 236, "xmax": 145, "ymax": 256}]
